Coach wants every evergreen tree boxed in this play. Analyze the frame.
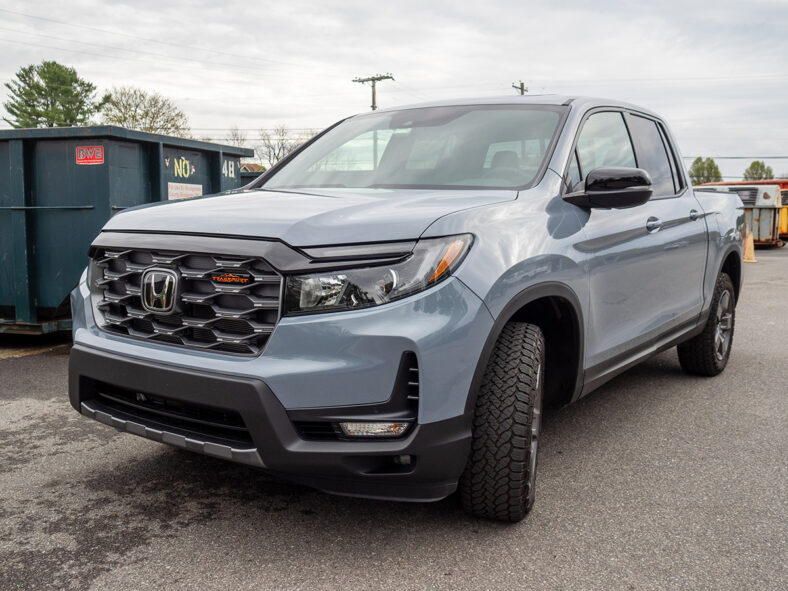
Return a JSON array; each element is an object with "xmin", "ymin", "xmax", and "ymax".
[
  {"xmin": 3, "ymin": 60, "xmax": 108, "ymax": 128},
  {"xmin": 742, "ymin": 160, "xmax": 774, "ymax": 181},
  {"xmin": 688, "ymin": 157, "xmax": 723, "ymax": 185}
]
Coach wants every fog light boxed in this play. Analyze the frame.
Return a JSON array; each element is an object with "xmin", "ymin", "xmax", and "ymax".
[{"xmin": 339, "ymin": 422, "xmax": 411, "ymax": 438}]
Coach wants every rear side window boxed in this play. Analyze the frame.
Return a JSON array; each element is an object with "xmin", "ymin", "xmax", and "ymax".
[
  {"xmin": 627, "ymin": 115, "xmax": 676, "ymax": 196},
  {"xmin": 575, "ymin": 112, "xmax": 636, "ymax": 176}
]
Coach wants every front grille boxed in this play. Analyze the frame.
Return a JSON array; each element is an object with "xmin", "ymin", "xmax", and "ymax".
[
  {"xmin": 91, "ymin": 382, "xmax": 253, "ymax": 447},
  {"xmin": 91, "ymin": 247, "xmax": 282, "ymax": 355},
  {"xmin": 781, "ymin": 190, "xmax": 787, "ymax": 206}
]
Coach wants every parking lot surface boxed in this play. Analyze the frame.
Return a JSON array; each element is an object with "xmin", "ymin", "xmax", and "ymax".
[{"xmin": 1, "ymin": 250, "xmax": 786, "ymax": 591}]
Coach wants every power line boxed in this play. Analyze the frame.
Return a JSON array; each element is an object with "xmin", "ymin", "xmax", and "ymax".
[
  {"xmin": 512, "ymin": 80, "xmax": 527, "ymax": 95},
  {"xmin": 0, "ymin": 26, "xmax": 287, "ymax": 76},
  {"xmin": 353, "ymin": 73, "xmax": 395, "ymax": 111},
  {"xmin": 4, "ymin": 8, "xmax": 785, "ymax": 87},
  {"xmin": 0, "ymin": 36, "xmax": 342, "ymax": 82},
  {"xmin": 0, "ymin": 37, "xmax": 136, "ymax": 62},
  {"xmin": 683, "ymin": 156, "xmax": 788, "ymax": 160},
  {"xmin": 389, "ymin": 73, "xmax": 788, "ymax": 96},
  {"xmin": 0, "ymin": 37, "xmax": 277, "ymax": 79},
  {"xmin": 0, "ymin": 7, "xmax": 306, "ymax": 68},
  {"xmin": 0, "ymin": 10, "xmax": 350, "ymax": 83},
  {"xmin": 539, "ymin": 76, "xmax": 788, "ymax": 88},
  {"xmin": 0, "ymin": 70, "xmax": 382, "ymax": 107}
]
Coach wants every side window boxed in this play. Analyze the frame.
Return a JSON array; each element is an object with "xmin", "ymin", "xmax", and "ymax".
[
  {"xmin": 628, "ymin": 115, "xmax": 676, "ymax": 197},
  {"xmin": 575, "ymin": 112, "xmax": 636, "ymax": 178},
  {"xmin": 657, "ymin": 123, "xmax": 684, "ymax": 192}
]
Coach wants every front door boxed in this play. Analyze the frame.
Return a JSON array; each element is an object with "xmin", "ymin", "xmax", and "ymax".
[{"xmin": 568, "ymin": 110, "xmax": 707, "ymax": 375}]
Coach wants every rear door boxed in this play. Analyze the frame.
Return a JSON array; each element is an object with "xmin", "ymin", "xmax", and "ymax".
[
  {"xmin": 569, "ymin": 110, "xmax": 707, "ymax": 374},
  {"xmin": 624, "ymin": 112, "xmax": 707, "ymax": 329}
]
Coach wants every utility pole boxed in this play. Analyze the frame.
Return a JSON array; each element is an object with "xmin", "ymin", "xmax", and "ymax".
[
  {"xmin": 512, "ymin": 80, "xmax": 527, "ymax": 95},
  {"xmin": 353, "ymin": 73, "xmax": 395, "ymax": 111}
]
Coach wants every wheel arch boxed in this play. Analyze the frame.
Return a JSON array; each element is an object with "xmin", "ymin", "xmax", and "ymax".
[
  {"xmin": 720, "ymin": 248, "xmax": 742, "ymax": 303},
  {"xmin": 465, "ymin": 282, "xmax": 584, "ymax": 414}
]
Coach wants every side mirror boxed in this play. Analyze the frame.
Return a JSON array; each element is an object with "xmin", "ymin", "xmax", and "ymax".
[{"xmin": 564, "ymin": 167, "xmax": 653, "ymax": 209}]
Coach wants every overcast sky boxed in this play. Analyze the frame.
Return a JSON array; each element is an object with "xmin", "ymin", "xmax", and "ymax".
[{"xmin": 1, "ymin": 0, "xmax": 787, "ymax": 179}]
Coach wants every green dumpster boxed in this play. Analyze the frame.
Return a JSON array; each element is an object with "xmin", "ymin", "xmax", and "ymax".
[
  {"xmin": 240, "ymin": 170, "xmax": 263, "ymax": 185},
  {"xmin": 0, "ymin": 126, "xmax": 253, "ymax": 334}
]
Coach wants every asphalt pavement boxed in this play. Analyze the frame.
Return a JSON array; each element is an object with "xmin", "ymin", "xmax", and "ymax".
[{"xmin": 1, "ymin": 250, "xmax": 786, "ymax": 590}]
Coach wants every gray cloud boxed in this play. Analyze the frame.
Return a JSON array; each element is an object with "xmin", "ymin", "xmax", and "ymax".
[{"xmin": 1, "ymin": 0, "xmax": 786, "ymax": 178}]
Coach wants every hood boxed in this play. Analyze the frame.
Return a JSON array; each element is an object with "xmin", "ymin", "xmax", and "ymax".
[{"xmin": 103, "ymin": 187, "xmax": 517, "ymax": 246}]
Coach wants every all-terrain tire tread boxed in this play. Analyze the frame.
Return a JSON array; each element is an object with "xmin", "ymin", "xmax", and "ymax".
[{"xmin": 459, "ymin": 322, "xmax": 544, "ymax": 522}]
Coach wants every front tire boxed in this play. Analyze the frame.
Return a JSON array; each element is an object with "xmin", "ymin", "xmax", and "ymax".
[
  {"xmin": 459, "ymin": 322, "xmax": 545, "ymax": 522},
  {"xmin": 677, "ymin": 272, "xmax": 736, "ymax": 376}
]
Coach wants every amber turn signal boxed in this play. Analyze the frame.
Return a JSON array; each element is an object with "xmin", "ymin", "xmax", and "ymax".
[{"xmin": 429, "ymin": 239, "xmax": 466, "ymax": 283}]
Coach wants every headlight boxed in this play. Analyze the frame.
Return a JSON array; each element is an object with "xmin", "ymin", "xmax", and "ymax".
[{"xmin": 285, "ymin": 234, "xmax": 473, "ymax": 315}]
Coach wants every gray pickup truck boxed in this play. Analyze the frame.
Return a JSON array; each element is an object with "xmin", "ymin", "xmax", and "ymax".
[{"xmin": 69, "ymin": 95, "xmax": 745, "ymax": 521}]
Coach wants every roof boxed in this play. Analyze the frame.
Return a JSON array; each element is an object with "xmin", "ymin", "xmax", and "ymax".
[
  {"xmin": 0, "ymin": 125, "xmax": 254, "ymax": 157},
  {"xmin": 378, "ymin": 94, "xmax": 576, "ymax": 110},
  {"xmin": 369, "ymin": 94, "xmax": 661, "ymax": 119}
]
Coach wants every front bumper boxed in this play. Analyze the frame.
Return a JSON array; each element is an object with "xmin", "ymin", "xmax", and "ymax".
[
  {"xmin": 69, "ymin": 344, "xmax": 473, "ymax": 501},
  {"xmin": 72, "ymin": 270, "xmax": 493, "ymax": 425},
  {"xmin": 70, "ymin": 245, "xmax": 494, "ymax": 500}
]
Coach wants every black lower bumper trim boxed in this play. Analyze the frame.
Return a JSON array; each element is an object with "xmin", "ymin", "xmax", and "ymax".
[
  {"xmin": 81, "ymin": 400, "xmax": 264, "ymax": 467},
  {"xmin": 69, "ymin": 344, "xmax": 472, "ymax": 502}
]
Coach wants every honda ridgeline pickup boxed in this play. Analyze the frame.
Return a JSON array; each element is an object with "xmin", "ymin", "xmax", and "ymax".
[{"xmin": 69, "ymin": 96, "xmax": 744, "ymax": 521}]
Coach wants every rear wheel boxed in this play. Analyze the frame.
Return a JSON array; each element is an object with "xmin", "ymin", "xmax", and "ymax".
[
  {"xmin": 677, "ymin": 272, "xmax": 735, "ymax": 376},
  {"xmin": 459, "ymin": 322, "xmax": 545, "ymax": 522}
]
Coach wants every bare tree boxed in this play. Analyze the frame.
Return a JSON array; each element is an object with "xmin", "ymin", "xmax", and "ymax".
[
  {"xmin": 256, "ymin": 125, "xmax": 302, "ymax": 168},
  {"xmin": 102, "ymin": 86, "xmax": 190, "ymax": 136},
  {"xmin": 226, "ymin": 124, "xmax": 247, "ymax": 147}
]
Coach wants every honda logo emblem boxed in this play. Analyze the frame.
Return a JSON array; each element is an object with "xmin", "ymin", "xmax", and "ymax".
[{"xmin": 141, "ymin": 268, "xmax": 178, "ymax": 313}]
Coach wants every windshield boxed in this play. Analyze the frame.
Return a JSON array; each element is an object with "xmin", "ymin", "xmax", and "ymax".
[{"xmin": 263, "ymin": 104, "xmax": 566, "ymax": 190}]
